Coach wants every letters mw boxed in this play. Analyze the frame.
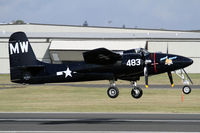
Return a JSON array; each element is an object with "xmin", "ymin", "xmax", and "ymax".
[{"xmin": 10, "ymin": 41, "xmax": 29, "ymax": 55}]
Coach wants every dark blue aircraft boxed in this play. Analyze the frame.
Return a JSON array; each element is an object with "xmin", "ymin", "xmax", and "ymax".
[{"xmin": 8, "ymin": 32, "xmax": 193, "ymax": 99}]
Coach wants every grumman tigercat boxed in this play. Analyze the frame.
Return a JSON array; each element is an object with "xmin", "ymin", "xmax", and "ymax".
[{"xmin": 9, "ymin": 32, "xmax": 193, "ymax": 99}]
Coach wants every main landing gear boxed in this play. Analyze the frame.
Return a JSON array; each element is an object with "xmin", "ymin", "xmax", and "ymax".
[
  {"xmin": 130, "ymin": 81, "xmax": 143, "ymax": 99},
  {"xmin": 107, "ymin": 80, "xmax": 119, "ymax": 98},
  {"xmin": 175, "ymin": 69, "xmax": 193, "ymax": 95},
  {"xmin": 107, "ymin": 80, "xmax": 143, "ymax": 99}
]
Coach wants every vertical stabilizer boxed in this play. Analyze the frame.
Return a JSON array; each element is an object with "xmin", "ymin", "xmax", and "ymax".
[{"xmin": 8, "ymin": 32, "xmax": 38, "ymax": 82}]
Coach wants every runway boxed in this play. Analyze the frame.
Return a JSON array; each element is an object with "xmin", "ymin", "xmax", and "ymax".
[{"xmin": 0, "ymin": 113, "xmax": 200, "ymax": 132}]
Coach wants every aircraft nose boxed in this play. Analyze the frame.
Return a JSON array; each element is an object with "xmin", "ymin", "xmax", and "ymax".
[
  {"xmin": 186, "ymin": 57, "xmax": 193, "ymax": 66},
  {"xmin": 179, "ymin": 56, "xmax": 193, "ymax": 68}
]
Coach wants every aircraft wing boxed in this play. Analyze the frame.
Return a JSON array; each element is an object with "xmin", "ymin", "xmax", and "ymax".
[{"xmin": 83, "ymin": 48, "xmax": 122, "ymax": 65}]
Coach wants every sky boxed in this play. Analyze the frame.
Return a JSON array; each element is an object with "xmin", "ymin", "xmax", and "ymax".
[{"xmin": 0, "ymin": 0, "xmax": 200, "ymax": 30}]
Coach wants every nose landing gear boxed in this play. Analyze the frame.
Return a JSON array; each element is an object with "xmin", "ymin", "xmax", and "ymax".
[
  {"xmin": 175, "ymin": 69, "xmax": 193, "ymax": 95},
  {"xmin": 182, "ymin": 85, "xmax": 191, "ymax": 94}
]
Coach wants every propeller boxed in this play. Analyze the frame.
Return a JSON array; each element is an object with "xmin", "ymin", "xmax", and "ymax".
[
  {"xmin": 167, "ymin": 71, "xmax": 174, "ymax": 87},
  {"xmin": 145, "ymin": 41, "xmax": 148, "ymax": 50},
  {"xmin": 144, "ymin": 65, "xmax": 148, "ymax": 88},
  {"xmin": 167, "ymin": 43, "xmax": 169, "ymax": 54},
  {"xmin": 141, "ymin": 45, "xmax": 150, "ymax": 88},
  {"xmin": 166, "ymin": 44, "xmax": 175, "ymax": 87},
  {"xmin": 142, "ymin": 42, "xmax": 172, "ymax": 88}
]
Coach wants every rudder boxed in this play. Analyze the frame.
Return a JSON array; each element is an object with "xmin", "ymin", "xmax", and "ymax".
[{"xmin": 8, "ymin": 32, "xmax": 38, "ymax": 82}]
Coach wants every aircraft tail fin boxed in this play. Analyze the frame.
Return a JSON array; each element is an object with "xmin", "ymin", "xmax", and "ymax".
[{"xmin": 8, "ymin": 32, "xmax": 39, "ymax": 82}]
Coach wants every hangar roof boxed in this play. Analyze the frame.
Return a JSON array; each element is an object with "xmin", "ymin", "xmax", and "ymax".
[
  {"xmin": 50, "ymin": 40, "xmax": 146, "ymax": 51},
  {"xmin": 0, "ymin": 23, "xmax": 200, "ymax": 39}
]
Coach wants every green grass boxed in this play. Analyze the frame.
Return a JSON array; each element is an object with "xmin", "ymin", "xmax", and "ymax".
[
  {"xmin": 0, "ymin": 85, "xmax": 199, "ymax": 113},
  {"xmin": 0, "ymin": 74, "xmax": 199, "ymax": 113},
  {"xmin": 137, "ymin": 73, "xmax": 200, "ymax": 85}
]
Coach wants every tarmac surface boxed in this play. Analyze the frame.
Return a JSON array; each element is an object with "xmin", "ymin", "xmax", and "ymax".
[{"xmin": 0, "ymin": 113, "xmax": 200, "ymax": 132}]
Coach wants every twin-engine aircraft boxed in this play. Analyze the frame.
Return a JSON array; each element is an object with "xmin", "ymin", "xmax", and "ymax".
[{"xmin": 9, "ymin": 32, "xmax": 193, "ymax": 99}]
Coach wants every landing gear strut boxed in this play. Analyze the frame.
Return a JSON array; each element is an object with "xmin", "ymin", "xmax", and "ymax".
[
  {"xmin": 131, "ymin": 81, "xmax": 143, "ymax": 99},
  {"xmin": 175, "ymin": 69, "xmax": 193, "ymax": 95},
  {"xmin": 107, "ymin": 80, "xmax": 119, "ymax": 98}
]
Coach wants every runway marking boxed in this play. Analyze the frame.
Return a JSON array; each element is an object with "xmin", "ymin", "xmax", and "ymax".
[
  {"xmin": 0, "ymin": 131, "xmax": 199, "ymax": 133},
  {"xmin": 0, "ymin": 118, "xmax": 200, "ymax": 123},
  {"xmin": 1, "ymin": 112, "xmax": 200, "ymax": 114}
]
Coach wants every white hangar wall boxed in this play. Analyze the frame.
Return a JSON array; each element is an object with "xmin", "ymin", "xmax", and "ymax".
[
  {"xmin": 0, "ymin": 39, "xmax": 50, "ymax": 73},
  {"xmin": 0, "ymin": 23, "xmax": 200, "ymax": 73}
]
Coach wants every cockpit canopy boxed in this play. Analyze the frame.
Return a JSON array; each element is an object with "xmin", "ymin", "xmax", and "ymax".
[{"xmin": 123, "ymin": 48, "xmax": 149, "ymax": 55}]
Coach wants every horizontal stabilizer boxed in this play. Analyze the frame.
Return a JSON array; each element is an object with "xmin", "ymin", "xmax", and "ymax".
[
  {"xmin": 16, "ymin": 65, "xmax": 45, "ymax": 73},
  {"xmin": 83, "ymin": 48, "xmax": 121, "ymax": 65}
]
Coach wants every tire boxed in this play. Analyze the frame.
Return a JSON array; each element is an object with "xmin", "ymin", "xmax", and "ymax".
[
  {"xmin": 182, "ymin": 85, "xmax": 191, "ymax": 94},
  {"xmin": 131, "ymin": 87, "xmax": 143, "ymax": 99},
  {"xmin": 107, "ymin": 87, "xmax": 119, "ymax": 98}
]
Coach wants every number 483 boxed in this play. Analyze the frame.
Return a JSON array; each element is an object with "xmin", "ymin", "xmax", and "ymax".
[{"xmin": 126, "ymin": 59, "xmax": 141, "ymax": 66}]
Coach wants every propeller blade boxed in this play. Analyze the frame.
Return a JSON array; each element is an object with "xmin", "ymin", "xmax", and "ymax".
[
  {"xmin": 167, "ymin": 43, "xmax": 169, "ymax": 54},
  {"xmin": 167, "ymin": 71, "xmax": 174, "ymax": 87},
  {"xmin": 145, "ymin": 41, "xmax": 148, "ymax": 50},
  {"xmin": 182, "ymin": 69, "xmax": 193, "ymax": 84},
  {"xmin": 144, "ymin": 66, "xmax": 148, "ymax": 88}
]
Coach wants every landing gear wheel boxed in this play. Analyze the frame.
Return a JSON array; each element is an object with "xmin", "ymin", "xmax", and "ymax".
[
  {"xmin": 182, "ymin": 85, "xmax": 191, "ymax": 94},
  {"xmin": 107, "ymin": 87, "xmax": 119, "ymax": 98},
  {"xmin": 131, "ymin": 87, "xmax": 143, "ymax": 99}
]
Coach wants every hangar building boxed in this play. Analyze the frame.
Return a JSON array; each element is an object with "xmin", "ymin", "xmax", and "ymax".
[{"xmin": 0, "ymin": 23, "xmax": 200, "ymax": 73}]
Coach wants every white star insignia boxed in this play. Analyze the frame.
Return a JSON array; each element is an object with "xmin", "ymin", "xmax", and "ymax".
[
  {"xmin": 56, "ymin": 67, "xmax": 76, "ymax": 78},
  {"xmin": 63, "ymin": 67, "xmax": 72, "ymax": 78}
]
